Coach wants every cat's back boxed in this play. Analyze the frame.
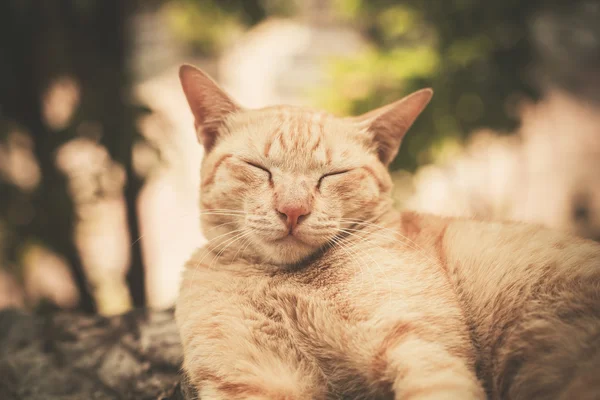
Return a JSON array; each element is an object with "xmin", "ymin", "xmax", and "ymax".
[
  {"xmin": 439, "ymin": 217, "xmax": 600, "ymax": 399},
  {"xmin": 441, "ymin": 218, "xmax": 600, "ymax": 301}
]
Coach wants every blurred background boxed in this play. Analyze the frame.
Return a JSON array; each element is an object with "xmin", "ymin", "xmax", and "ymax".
[{"xmin": 1, "ymin": 0, "xmax": 599, "ymax": 316}]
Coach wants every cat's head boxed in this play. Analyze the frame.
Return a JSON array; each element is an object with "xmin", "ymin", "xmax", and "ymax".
[{"xmin": 180, "ymin": 65, "xmax": 432, "ymax": 266}]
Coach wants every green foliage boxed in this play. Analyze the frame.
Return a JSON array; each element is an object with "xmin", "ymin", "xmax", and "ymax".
[
  {"xmin": 165, "ymin": 1, "xmax": 246, "ymax": 54},
  {"xmin": 322, "ymin": 0, "xmax": 554, "ymax": 171},
  {"xmin": 165, "ymin": 0, "xmax": 295, "ymax": 55}
]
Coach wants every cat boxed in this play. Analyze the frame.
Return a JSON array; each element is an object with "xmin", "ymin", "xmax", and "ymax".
[{"xmin": 175, "ymin": 64, "xmax": 600, "ymax": 400}]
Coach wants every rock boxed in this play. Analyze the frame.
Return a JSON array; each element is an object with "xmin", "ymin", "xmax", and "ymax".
[{"xmin": 0, "ymin": 307, "xmax": 197, "ymax": 400}]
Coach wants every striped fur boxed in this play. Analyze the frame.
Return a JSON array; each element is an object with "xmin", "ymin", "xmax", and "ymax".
[{"xmin": 176, "ymin": 65, "xmax": 600, "ymax": 399}]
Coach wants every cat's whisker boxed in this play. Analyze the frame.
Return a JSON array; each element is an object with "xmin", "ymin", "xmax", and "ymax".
[
  {"xmin": 335, "ymin": 232, "xmax": 391, "ymax": 293},
  {"xmin": 128, "ymin": 211, "xmax": 231, "ymax": 246},
  {"xmin": 338, "ymin": 229, "xmax": 397, "ymax": 266},
  {"xmin": 339, "ymin": 218, "xmax": 423, "ymax": 249},
  {"xmin": 328, "ymin": 234, "xmax": 378, "ymax": 296},
  {"xmin": 356, "ymin": 229, "xmax": 441, "ymax": 270},
  {"xmin": 129, "ymin": 209, "xmax": 249, "ymax": 246},
  {"xmin": 231, "ymin": 231, "xmax": 256, "ymax": 263},
  {"xmin": 245, "ymin": 226, "xmax": 284, "ymax": 233},
  {"xmin": 236, "ymin": 235, "xmax": 255, "ymax": 262},
  {"xmin": 199, "ymin": 213, "xmax": 247, "ymax": 222},
  {"xmin": 199, "ymin": 209, "xmax": 266, "ymax": 220},
  {"xmin": 339, "ymin": 226, "xmax": 405, "ymax": 257},
  {"xmin": 338, "ymin": 228, "xmax": 397, "ymax": 304},
  {"xmin": 208, "ymin": 229, "xmax": 255, "ymax": 269},
  {"xmin": 200, "ymin": 208, "xmax": 248, "ymax": 214},
  {"xmin": 207, "ymin": 232, "xmax": 255, "ymax": 273},
  {"xmin": 204, "ymin": 220, "xmax": 238, "ymax": 234},
  {"xmin": 338, "ymin": 237, "xmax": 383, "ymax": 297},
  {"xmin": 326, "ymin": 236, "xmax": 363, "ymax": 294},
  {"xmin": 201, "ymin": 208, "xmax": 246, "ymax": 212},
  {"xmin": 186, "ymin": 228, "xmax": 247, "ymax": 294},
  {"xmin": 185, "ymin": 228, "xmax": 254, "ymax": 307},
  {"xmin": 339, "ymin": 218, "xmax": 442, "ymax": 267},
  {"xmin": 131, "ymin": 234, "xmax": 145, "ymax": 247},
  {"xmin": 184, "ymin": 228, "xmax": 258, "ymax": 310},
  {"xmin": 340, "ymin": 226, "xmax": 438, "ymax": 276}
]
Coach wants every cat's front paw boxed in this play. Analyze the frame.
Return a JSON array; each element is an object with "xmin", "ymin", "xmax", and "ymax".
[{"xmin": 199, "ymin": 385, "xmax": 311, "ymax": 400}]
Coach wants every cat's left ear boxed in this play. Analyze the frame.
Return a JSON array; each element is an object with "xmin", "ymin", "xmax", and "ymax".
[
  {"xmin": 179, "ymin": 64, "xmax": 241, "ymax": 152},
  {"xmin": 350, "ymin": 88, "xmax": 433, "ymax": 165}
]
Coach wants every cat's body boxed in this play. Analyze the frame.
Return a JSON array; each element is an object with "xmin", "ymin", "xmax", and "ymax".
[
  {"xmin": 178, "ymin": 211, "xmax": 478, "ymax": 399},
  {"xmin": 178, "ymin": 211, "xmax": 600, "ymax": 399},
  {"xmin": 175, "ymin": 65, "xmax": 600, "ymax": 399}
]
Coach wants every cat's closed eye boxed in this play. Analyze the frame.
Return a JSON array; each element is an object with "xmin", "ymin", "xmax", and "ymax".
[
  {"xmin": 244, "ymin": 161, "xmax": 272, "ymax": 179},
  {"xmin": 318, "ymin": 170, "xmax": 351, "ymax": 188}
]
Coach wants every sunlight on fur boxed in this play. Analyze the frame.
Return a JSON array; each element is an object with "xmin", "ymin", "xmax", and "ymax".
[{"xmin": 175, "ymin": 64, "xmax": 600, "ymax": 400}]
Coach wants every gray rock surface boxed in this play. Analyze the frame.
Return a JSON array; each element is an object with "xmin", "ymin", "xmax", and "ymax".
[{"xmin": 0, "ymin": 308, "xmax": 196, "ymax": 400}]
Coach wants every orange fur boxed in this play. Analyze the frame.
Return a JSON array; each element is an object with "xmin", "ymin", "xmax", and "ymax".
[{"xmin": 176, "ymin": 65, "xmax": 600, "ymax": 400}]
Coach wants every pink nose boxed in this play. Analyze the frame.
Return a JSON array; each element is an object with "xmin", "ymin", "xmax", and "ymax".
[{"xmin": 277, "ymin": 204, "xmax": 311, "ymax": 231}]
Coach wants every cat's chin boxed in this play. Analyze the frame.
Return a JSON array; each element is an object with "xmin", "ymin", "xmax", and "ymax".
[{"xmin": 257, "ymin": 235, "xmax": 322, "ymax": 266}]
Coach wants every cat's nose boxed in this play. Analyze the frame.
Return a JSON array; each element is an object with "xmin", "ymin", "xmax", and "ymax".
[{"xmin": 276, "ymin": 203, "xmax": 311, "ymax": 231}]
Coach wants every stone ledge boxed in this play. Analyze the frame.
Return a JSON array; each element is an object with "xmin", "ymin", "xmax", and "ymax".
[{"xmin": 0, "ymin": 307, "xmax": 196, "ymax": 400}]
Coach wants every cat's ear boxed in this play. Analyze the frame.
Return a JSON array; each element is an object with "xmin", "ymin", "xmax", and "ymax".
[
  {"xmin": 350, "ymin": 88, "xmax": 433, "ymax": 165},
  {"xmin": 179, "ymin": 64, "xmax": 240, "ymax": 151}
]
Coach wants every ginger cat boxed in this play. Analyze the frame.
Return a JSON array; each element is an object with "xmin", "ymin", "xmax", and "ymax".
[{"xmin": 175, "ymin": 64, "xmax": 600, "ymax": 400}]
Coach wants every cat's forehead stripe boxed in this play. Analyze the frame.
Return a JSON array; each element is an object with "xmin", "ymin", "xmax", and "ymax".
[
  {"xmin": 278, "ymin": 127, "xmax": 287, "ymax": 151},
  {"xmin": 263, "ymin": 116, "xmax": 285, "ymax": 158},
  {"xmin": 241, "ymin": 107, "xmax": 342, "ymax": 166}
]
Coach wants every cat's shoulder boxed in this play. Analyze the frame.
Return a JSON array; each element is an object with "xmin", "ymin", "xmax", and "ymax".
[{"xmin": 400, "ymin": 210, "xmax": 599, "ymax": 251}]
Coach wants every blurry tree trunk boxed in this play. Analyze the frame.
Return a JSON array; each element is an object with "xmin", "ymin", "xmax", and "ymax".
[
  {"xmin": 0, "ymin": 1, "xmax": 96, "ymax": 313},
  {"xmin": 61, "ymin": 0, "xmax": 147, "ymax": 308},
  {"xmin": 0, "ymin": 0, "xmax": 148, "ymax": 311}
]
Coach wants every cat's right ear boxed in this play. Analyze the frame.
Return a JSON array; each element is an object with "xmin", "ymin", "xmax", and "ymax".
[
  {"xmin": 179, "ymin": 64, "xmax": 240, "ymax": 151},
  {"xmin": 348, "ymin": 89, "xmax": 433, "ymax": 165}
]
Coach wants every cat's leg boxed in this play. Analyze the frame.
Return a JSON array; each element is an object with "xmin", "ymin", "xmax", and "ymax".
[
  {"xmin": 177, "ymin": 271, "xmax": 328, "ymax": 399},
  {"xmin": 182, "ymin": 340, "xmax": 326, "ymax": 400},
  {"xmin": 188, "ymin": 362, "xmax": 325, "ymax": 400},
  {"xmin": 384, "ymin": 337, "xmax": 485, "ymax": 400}
]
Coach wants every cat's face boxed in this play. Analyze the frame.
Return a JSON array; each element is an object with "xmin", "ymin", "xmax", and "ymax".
[
  {"xmin": 198, "ymin": 108, "xmax": 394, "ymax": 265},
  {"xmin": 180, "ymin": 65, "xmax": 432, "ymax": 265}
]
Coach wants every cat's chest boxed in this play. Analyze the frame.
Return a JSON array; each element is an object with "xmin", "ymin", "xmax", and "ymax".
[
  {"xmin": 192, "ymin": 244, "xmax": 438, "ymax": 327},
  {"xmin": 288, "ymin": 245, "xmax": 428, "ymax": 296},
  {"xmin": 192, "ymin": 264, "xmax": 361, "ymax": 326}
]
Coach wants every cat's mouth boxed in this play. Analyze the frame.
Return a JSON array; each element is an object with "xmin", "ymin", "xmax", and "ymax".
[
  {"xmin": 248, "ymin": 220, "xmax": 335, "ymax": 265},
  {"xmin": 266, "ymin": 233, "xmax": 325, "ymax": 266},
  {"xmin": 274, "ymin": 233, "xmax": 309, "ymax": 246}
]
